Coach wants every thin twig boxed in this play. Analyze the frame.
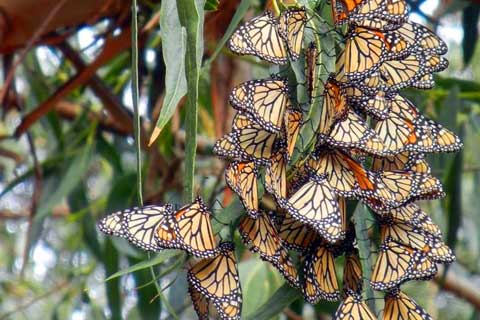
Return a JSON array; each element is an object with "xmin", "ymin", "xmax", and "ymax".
[
  {"xmin": 20, "ymin": 132, "xmax": 43, "ymax": 278},
  {"xmin": 435, "ymin": 267, "xmax": 480, "ymax": 310},
  {"xmin": 0, "ymin": 279, "xmax": 70, "ymax": 319},
  {"xmin": 0, "ymin": 0, "xmax": 69, "ymax": 106}
]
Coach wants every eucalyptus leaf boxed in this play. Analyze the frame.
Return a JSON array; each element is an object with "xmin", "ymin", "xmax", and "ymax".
[{"xmin": 149, "ymin": 0, "xmax": 188, "ymax": 144}]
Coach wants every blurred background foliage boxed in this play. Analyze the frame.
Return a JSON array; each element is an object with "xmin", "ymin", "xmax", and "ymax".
[{"xmin": 0, "ymin": 0, "xmax": 479, "ymax": 319}]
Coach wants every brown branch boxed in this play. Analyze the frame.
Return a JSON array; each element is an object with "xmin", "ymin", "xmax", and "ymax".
[
  {"xmin": 0, "ymin": 146, "xmax": 23, "ymax": 163},
  {"xmin": 435, "ymin": 266, "xmax": 480, "ymax": 310},
  {"xmin": 284, "ymin": 308, "xmax": 303, "ymax": 320},
  {"xmin": 55, "ymin": 41, "xmax": 135, "ymax": 136},
  {"xmin": 14, "ymin": 26, "xmax": 136, "ymax": 137},
  {"xmin": 0, "ymin": 0, "xmax": 69, "ymax": 106},
  {"xmin": 53, "ymin": 100, "xmax": 130, "ymax": 135},
  {"xmin": 0, "ymin": 206, "xmax": 69, "ymax": 220}
]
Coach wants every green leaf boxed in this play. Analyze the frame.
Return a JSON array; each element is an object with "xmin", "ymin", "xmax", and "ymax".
[
  {"xmin": 444, "ymin": 127, "xmax": 464, "ymax": 256},
  {"xmin": 33, "ymin": 133, "xmax": 94, "ymax": 222},
  {"xmin": 353, "ymin": 203, "xmax": 377, "ymax": 313},
  {"xmin": 68, "ymin": 183, "xmax": 103, "ymax": 261},
  {"xmin": 149, "ymin": 0, "xmax": 188, "ymax": 144},
  {"xmin": 245, "ymin": 283, "xmax": 300, "ymax": 320},
  {"xmin": 240, "ymin": 260, "xmax": 283, "ymax": 316},
  {"xmin": 176, "ymin": 0, "xmax": 205, "ymax": 202},
  {"xmin": 127, "ymin": 256, "xmax": 161, "ymax": 319},
  {"xmin": 462, "ymin": 5, "xmax": 480, "ymax": 66},
  {"xmin": 104, "ymin": 239, "xmax": 122, "ymax": 319},
  {"xmin": 204, "ymin": 0, "xmax": 219, "ymax": 10},
  {"xmin": 106, "ymin": 250, "xmax": 179, "ymax": 281}
]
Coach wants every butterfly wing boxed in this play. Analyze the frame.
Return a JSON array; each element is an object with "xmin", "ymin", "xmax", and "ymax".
[
  {"xmin": 225, "ymin": 161, "xmax": 259, "ymax": 218},
  {"xmin": 278, "ymin": 8, "xmax": 307, "ymax": 60},
  {"xmin": 122, "ymin": 204, "xmax": 174, "ymax": 251},
  {"xmin": 228, "ymin": 11, "xmax": 288, "ymax": 64}
]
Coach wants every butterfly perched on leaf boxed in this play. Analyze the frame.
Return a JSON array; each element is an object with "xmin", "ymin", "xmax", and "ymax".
[
  {"xmin": 155, "ymin": 196, "xmax": 219, "ymax": 258},
  {"xmin": 238, "ymin": 211, "xmax": 300, "ymax": 288},
  {"xmin": 272, "ymin": 210, "xmax": 318, "ymax": 252},
  {"xmin": 228, "ymin": 8, "xmax": 306, "ymax": 64},
  {"xmin": 384, "ymin": 289, "xmax": 433, "ymax": 320},
  {"xmin": 333, "ymin": 294, "xmax": 377, "ymax": 320},
  {"xmin": 229, "ymin": 78, "xmax": 290, "ymax": 132},
  {"xmin": 378, "ymin": 215, "xmax": 454, "ymax": 263},
  {"xmin": 98, "ymin": 204, "xmax": 175, "ymax": 252},
  {"xmin": 370, "ymin": 238, "xmax": 438, "ymax": 291},
  {"xmin": 378, "ymin": 203, "xmax": 442, "ymax": 238},
  {"xmin": 332, "ymin": 0, "xmax": 408, "ymax": 31},
  {"xmin": 187, "ymin": 242, "xmax": 242, "ymax": 320},
  {"xmin": 225, "ymin": 161, "xmax": 259, "ymax": 218},
  {"xmin": 278, "ymin": 172, "xmax": 345, "ymax": 243},
  {"xmin": 302, "ymin": 241, "xmax": 340, "ymax": 303},
  {"xmin": 213, "ymin": 114, "xmax": 280, "ymax": 164}
]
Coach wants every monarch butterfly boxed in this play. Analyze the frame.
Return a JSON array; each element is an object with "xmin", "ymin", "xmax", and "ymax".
[
  {"xmin": 278, "ymin": 8, "xmax": 307, "ymax": 61},
  {"xmin": 410, "ymin": 73, "xmax": 435, "ymax": 89},
  {"xmin": 119, "ymin": 204, "xmax": 174, "ymax": 251},
  {"xmin": 379, "ymin": 216, "xmax": 454, "ymax": 263},
  {"xmin": 333, "ymin": 294, "xmax": 377, "ymax": 320},
  {"xmin": 372, "ymin": 152, "xmax": 431, "ymax": 174},
  {"xmin": 225, "ymin": 161, "xmax": 259, "ymax": 218},
  {"xmin": 320, "ymin": 108, "xmax": 387, "ymax": 156},
  {"xmin": 343, "ymin": 249, "xmax": 363, "ymax": 294},
  {"xmin": 265, "ymin": 151, "xmax": 288, "ymax": 201},
  {"xmin": 302, "ymin": 243, "xmax": 340, "ymax": 303},
  {"xmin": 274, "ymin": 210, "xmax": 318, "ymax": 251},
  {"xmin": 228, "ymin": 11, "xmax": 288, "ymax": 64},
  {"xmin": 344, "ymin": 27, "xmax": 387, "ymax": 81},
  {"xmin": 332, "ymin": 0, "xmax": 408, "ymax": 30},
  {"xmin": 318, "ymin": 79, "xmax": 349, "ymax": 135},
  {"xmin": 229, "ymin": 79, "xmax": 289, "ymax": 132},
  {"xmin": 335, "ymin": 57, "xmax": 391, "ymax": 120},
  {"xmin": 213, "ymin": 114, "xmax": 279, "ymax": 164},
  {"xmin": 307, "ymin": 147, "xmax": 365, "ymax": 197},
  {"xmin": 188, "ymin": 284, "xmax": 210, "ymax": 320},
  {"xmin": 345, "ymin": 85, "xmax": 391, "ymax": 120},
  {"xmin": 379, "ymin": 53, "xmax": 448, "ymax": 93},
  {"xmin": 382, "ymin": 203, "xmax": 441, "ymax": 238},
  {"xmin": 279, "ymin": 173, "xmax": 344, "ymax": 243},
  {"xmin": 283, "ymin": 107, "xmax": 303, "ymax": 159},
  {"xmin": 228, "ymin": 8, "xmax": 306, "ymax": 64},
  {"xmin": 98, "ymin": 210, "xmax": 126, "ymax": 237},
  {"xmin": 187, "ymin": 242, "xmax": 242, "ymax": 320},
  {"xmin": 155, "ymin": 197, "xmax": 218, "ymax": 258},
  {"xmin": 239, "ymin": 212, "xmax": 300, "ymax": 288},
  {"xmin": 370, "ymin": 238, "xmax": 437, "ymax": 291},
  {"xmin": 383, "ymin": 289, "xmax": 433, "ymax": 320},
  {"xmin": 306, "ymin": 42, "xmax": 319, "ymax": 102},
  {"xmin": 384, "ymin": 95, "xmax": 462, "ymax": 153},
  {"xmin": 363, "ymin": 171, "xmax": 444, "ymax": 210},
  {"xmin": 388, "ymin": 20, "xmax": 448, "ymax": 55}
]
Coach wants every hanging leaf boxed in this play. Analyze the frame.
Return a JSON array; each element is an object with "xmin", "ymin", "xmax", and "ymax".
[
  {"xmin": 462, "ymin": 5, "xmax": 480, "ymax": 66},
  {"xmin": 149, "ymin": 1, "xmax": 188, "ymax": 145}
]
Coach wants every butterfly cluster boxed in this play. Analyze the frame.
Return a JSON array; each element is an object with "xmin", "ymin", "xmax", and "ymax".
[{"xmin": 98, "ymin": 2, "xmax": 462, "ymax": 319}]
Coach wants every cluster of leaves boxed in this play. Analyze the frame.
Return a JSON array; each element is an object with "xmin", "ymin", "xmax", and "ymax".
[{"xmin": 0, "ymin": 0, "xmax": 479, "ymax": 319}]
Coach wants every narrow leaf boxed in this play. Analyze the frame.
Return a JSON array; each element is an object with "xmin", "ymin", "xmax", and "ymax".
[
  {"xmin": 106, "ymin": 250, "xmax": 179, "ymax": 281},
  {"xmin": 245, "ymin": 284, "xmax": 300, "ymax": 320},
  {"xmin": 176, "ymin": 0, "xmax": 205, "ymax": 202},
  {"xmin": 149, "ymin": 1, "xmax": 188, "ymax": 144},
  {"xmin": 462, "ymin": 5, "xmax": 480, "ymax": 66},
  {"xmin": 353, "ymin": 203, "xmax": 377, "ymax": 313}
]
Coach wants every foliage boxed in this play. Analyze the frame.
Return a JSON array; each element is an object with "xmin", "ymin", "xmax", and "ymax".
[{"xmin": 0, "ymin": 0, "xmax": 479, "ymax": 319}]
